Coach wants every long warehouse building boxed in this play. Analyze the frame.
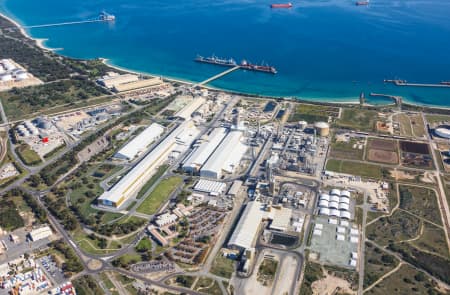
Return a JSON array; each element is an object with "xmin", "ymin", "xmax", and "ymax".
[
  {"xmin": 182, "ymin": 127, "xmax": 227, "ymax": 173},
  {"xmin": 228, "ymin": 201, "xmax": 266, "ymax": 251},
  {"xmin": 98, "ymin": 120, "xmax": 200, "ymax": 208},
  {"xmin": 200, "ymin": 130, "xmax": 247, "ymax": 179},
  {"xmin": 114, "ymin": 123, "xmax": 165, "ymax": 161}
]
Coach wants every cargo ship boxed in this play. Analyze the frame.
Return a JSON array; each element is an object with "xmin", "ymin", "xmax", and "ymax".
[
  {"xmin": 355, "ymin": 1, "xmax": 369, "ymax": 6},
  {"xmin": 99, "ymin": 11, "xmax": 115, "ymax": 21},
  {"xmin": 194, "ymin": 55, "xmax": 277, "ymax": 74},
  {"xmin": 440, "ymin": 81, "xmax": 450, "ymax": 85},
  {"xmin": 195, "ymin": 55, "xmax": 237, "ymax": 67},
  {"xmin": 271, "ymin": 3, "xmax": 293, "ymax": 8},
  {"xmin": 240, "ymin": 60, "xmax": 277, "ymax": 74}
]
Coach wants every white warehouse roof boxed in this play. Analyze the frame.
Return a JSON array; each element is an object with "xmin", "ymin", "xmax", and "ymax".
[
  {"xmin": 115, "ymin": 123, "xmax": 165, "ymax": 160},
  {"xmin": 194, "ymin": 179, "xmax": 226, "ymax": 195},
  {"xmin": 182, "ymin": 128, "xmax": 227, "ymax": 172},
  {"xmin": 29, "ymin": 226, "xmax": 52, "ymax": 242},
  {"xmin": 330, "ymin": 189, "xmax": 341, "ymax": 196},
  {"xmin": 200, "ymin": 131, "xmax": 247, "ymax": 179},
  {"xmin": 228, "ymin": 201, "xmax": 266, "ymax": 250},
  {"xmin": 341, "ymin": 190, "xmax": 351, "ymax": 198},
  {"xmin": 98, "ymin": 120, "xmax": 199, "ymax": 208},
  {"xmin": 175, "ymin": 97, "xmax": 205, "ymax": 120},
  {"xmin": 339, "ymin": 196, "xmax": 350, "ymax": 204},
  {"xmin": 319, "ymin": 193, "xmax": 330, "ymax": 201}
]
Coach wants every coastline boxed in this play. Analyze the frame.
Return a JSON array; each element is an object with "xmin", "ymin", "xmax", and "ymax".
[{"xmin": 1, "ymin": 11, "xmax": 449, "ymax": 110}]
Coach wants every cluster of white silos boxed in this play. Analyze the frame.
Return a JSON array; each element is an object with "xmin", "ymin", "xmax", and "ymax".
[
  {"xmin": 0, "ymin": 59, "xmax": 28, "ymax": 82},
  {"xmin": 318, "ymin": 189, "xmax": 351, "ymax": 219},
  {"xmin": 16, "ymin": 121, "xmax": 39, "ymax": 137}
]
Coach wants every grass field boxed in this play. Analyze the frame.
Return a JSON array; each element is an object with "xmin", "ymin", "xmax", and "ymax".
[
  {"xmin": 136, "ymin": 164, "xmax": 169, "ymax": 199},
  {"xmin": 336, "ymin": 108, "xmax": 378, "ymax": 132},
  {"xmin": 194, "ymin": 277, "xmax": 222, "ymax": 295},
  {"xmin": 15, "ymin": 144, "xmax": 42, "ymax": 166},
  {"xmin": 326, "ymin": 159, "xmax": 385, "ymax": 179},
  {"xmin": 257, "ymin": 258, "xmax": 278, "ymax": 285},
  {"xmin": 365, "ymin": 264, "xmax": 443, "ymax": 295},
  {"xmin": 288, "ymin": 103, "xmax": 339, "ymax": 123},
  {"xmin": 136, "ymin": 176, "xmax": 183, "ymax": 215},
  {"xmin": 425, "ymin": 114, "xmax": 450, "ymax": 124},
  {"xmin": 399, "ymin": 185, "xmax": 442, "ymax": 225},
  {"xmin": 366, "ymin": 210, "xmax": 421, "ymax": 246},
  {"xmin": 210, "ymin": 253, "xmax": 235, "ymax": 279},
  {"xmin": 394, "ymin": 113, "xmax": 414, "ymax": 137},
  {"xmin": 330, "ymin": 139, "xmax": 364, "ymax": 160},
  {"xmin": 363, "ymin": 242, "xmax": 400, "ymax": 289},
  {"xmin": 394, "ymin": 113, "xmax": 426, "ymax": 138},
  {"xmin": 299, "ymin": 260, "xmax": 324, "ymax": 295}
]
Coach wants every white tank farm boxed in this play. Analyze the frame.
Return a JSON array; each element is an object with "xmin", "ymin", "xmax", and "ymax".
[
  {"xmin": 318, "ymin": 200, "xmax": 329, "ymax": 208},
  {"xmin": 0, "ymin": 74, "xmax": 12, "ymax": 82},
  {"xmin": 340, "ymin": 190, "xmax": 351, "ymax": 198},
  {"xmin": 330, "ymin": 188, "xmax": 341, "ymax": 196},
  {"xmin": 339, "ymin": 196, "xmax": 350, "ymax": 204},
  {"xmin": 319, "ymin": 193, "xmax": 330, "ymax": 201},
  {"xmin": 330, "ymin": 195, "xmax": 340, "ymax": 203},
  {"xmin": 319, "ymin": 208, "xmax": 330, "ymax": 216},
  {"xmin": 329, "ymin": 201, "xmax": 339, "ymax": 209}
]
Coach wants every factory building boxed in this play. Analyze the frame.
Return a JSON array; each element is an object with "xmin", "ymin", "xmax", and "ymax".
[
  {"xmin": 200, "ymin": 131, "xmax": 247, "ymax": 179},
  {"xmin": 174, "ymin": 97, "xmax": 206, "ymax": 120},
  {"xmin": 182, "ymin": 127, "xmax": 227, "ymax": 173},
  {"xmin": 98, "ymin": 120, "xmax": 200, "ymax": 208},
  {"xmin": 193, "ymin": 179, "xmax": 226, "ymax": 196},
  {"xmin": 113, "ymin": 77, "xmax": 163, "ymax": 92},
  {"xmin": 114, "ymin": 123, "xmax": 165, "ymax": 160},
  {"xmin": 228, "ymin": 201, "xmax": 266, "ymax": 251},
  {"xmin": 97, "ymin": 73, "xmax": 139, "ymax": 89},
  {"xmin": 28, "ymin": 226, "xmax": 52, "ymax": 242}
]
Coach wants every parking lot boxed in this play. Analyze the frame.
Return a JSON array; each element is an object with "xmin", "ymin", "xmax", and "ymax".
[
  {"xmin": 37, "ymin": 255, "xmax": 66, "ymax": 285},
  {"xmin": 0, "ymin": 229, "xmax": 50, "ymax": 263}
]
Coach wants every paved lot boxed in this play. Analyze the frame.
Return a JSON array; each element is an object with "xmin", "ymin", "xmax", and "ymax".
[
  {"xmin": 0, "ymin": 229, "xmax": 50, "ymax": 264},
  {"xmin": 310, "ymin": 217, "xmax": 358, "ymax": 268}
]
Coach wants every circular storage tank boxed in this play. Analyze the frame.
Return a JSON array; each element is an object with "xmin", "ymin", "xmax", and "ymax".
[
  {"xmin": 330, "ymin": 188, "xmax": 341, "ymax": 196},
  {"xmin": 319, "ymin": 193, "xmax": 330, "ymax": 201},
  {"xmin": 15, "ymin": 72, "xmax": 28, "ymax": 81},
  {"xmin": 314, "ymin": 121, "xmax": 330, "ymax": 137},
  {"xmin": 298, "ymin": 120, "xmax": 308, "ymax": 130},
  {"xmin": 435, "ymin": 126, "xmax": 450, "ymax": 139},
  {"xmin": 318, "ymin": 200, "xmax": 329, "ymax": 208},
  {"xmin": 0, "ymin": 74, "xmax": 12, "ymax": 82}
]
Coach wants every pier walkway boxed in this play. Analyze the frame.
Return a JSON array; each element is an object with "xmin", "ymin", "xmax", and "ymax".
[
  {"xmin": 196, "ymin": 66, "xmax": 241, "ymax": 86},
  {"xmin": 23, "ymin": 19, "xmax": 109, "ymax": 29},
  {"xmin": 384, "ymin": 79, "xmax": 450, "ymax": 88}
]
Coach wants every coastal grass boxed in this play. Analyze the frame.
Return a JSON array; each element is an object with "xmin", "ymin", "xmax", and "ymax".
[
  {"xmin": 411, "ymin": 221, "xmax": 449, "ymax": 258},
  {"xmin": 398, "ymin": 185, "xmax": 442, "ymax": 225},
  {"xmin": 288, "ymin": 103, "xmax": 338, "ymax": 123},
  {"xmin": 136, "ymin": 176, "xmax": 183, "ymax": 215},
  {"xmin": 329, "ymin": 138, "xmax": 364, "ymax": 160},
  {"xmin": 336, "ymin": 108, "xmax": 378, "ymax": 132},
  {"xmin": 194, "ymin": 277, "xmax": 222, "ymax": 295}
]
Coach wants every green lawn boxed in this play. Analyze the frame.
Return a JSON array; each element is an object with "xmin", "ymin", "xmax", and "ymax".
[
  {"xmin": 336, "ymin": 108, "xmax": 378, "ymax": 132},
  {"xmin": 326, "ymin": 159, "xmax": 385, "ymax": 179},
  {"xmin": 136, "ymin": 164, "xmax": 169, "ymax": 199},
  {"xmin": 210, "ymin": 253, "xmax": 235, "ymax": 279},
  {"xmin": 15, "ymin": 144, "xmax": 42, "ymax": 166},
  {"xmin": 136, "ymin": 176, "xmax": 183, "ymax": 215}
]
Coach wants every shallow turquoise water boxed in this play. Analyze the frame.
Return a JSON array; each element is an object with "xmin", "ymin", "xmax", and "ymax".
[{"xmin": 1, "ymin": 0, "xmax": 450, "ymax": 106}]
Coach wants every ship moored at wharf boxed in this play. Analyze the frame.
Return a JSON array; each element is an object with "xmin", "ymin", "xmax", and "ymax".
[
  {"xmin": 270, "ymin": 3, "xmax": 293, "ymax": 8},
  {"xmin": 195, "ymin": 55, "xmax": 277, "ymax": 74}
]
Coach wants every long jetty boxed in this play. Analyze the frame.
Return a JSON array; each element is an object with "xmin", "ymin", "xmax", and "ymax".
[
  {"xmin": 384, "ymin": 79, "xmax": 450, "ymax": 88},
  {"xmin": 23, "ymin": 19, "xmax": 110, "ymax": 29},
  {"xmin": 196, "ymin": 66, "xmax": 241, "ymax": 86}
]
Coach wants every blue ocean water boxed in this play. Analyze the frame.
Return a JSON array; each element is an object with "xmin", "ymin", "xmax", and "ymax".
[{"xmin": 1, "ymin": 0, "xmax": 450, "ymax": 107}]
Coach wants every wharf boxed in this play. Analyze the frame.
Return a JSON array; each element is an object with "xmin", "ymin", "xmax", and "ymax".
[
  {"xmin": 24, "ymin": 19, "xmax": 110, "ymax": 29},
  {"xmin": 197, "ymin": 66, "xmax": 241, "ymax": 86},
  {"xmin": 384, "ymin": 79, "xmax": 450, "ymax": 88}
]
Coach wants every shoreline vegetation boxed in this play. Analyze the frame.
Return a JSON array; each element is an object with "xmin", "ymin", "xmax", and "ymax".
[{"xmin": 1, "ymin": 12, "xmax": 450, "ymax": 113}]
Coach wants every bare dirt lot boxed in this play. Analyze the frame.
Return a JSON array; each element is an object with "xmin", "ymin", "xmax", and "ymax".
[
  {"xmin": 368, "ymin": 139, "xmax": 397, "ymax": 151},
  {"xmin": 311, "ymin": 272, "xmax": 356, "ymax": 295},
  {"xmin": 368, "ymin": 149, "xmax": 398, "ymax": 164},
  {"xmin": 400, "ymin": 141, "xmax": 430, "ymax": 154}
]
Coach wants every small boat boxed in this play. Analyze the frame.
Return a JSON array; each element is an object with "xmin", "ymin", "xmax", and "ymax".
[{"xmin": 271, "ymin": 3, "xmax": 293, "ymax": 8}]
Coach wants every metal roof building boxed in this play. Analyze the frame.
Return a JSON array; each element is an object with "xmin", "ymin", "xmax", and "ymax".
[
  {"xmin": 98, "ymin": 120, "xmax": 199, "ymax": 208},
  {"xmin": 28, "ymin": 226, "xmax": 52, "ymax": 242},
  {"xmin": 200, "ymin": 131, "xmax": 247, "ymax": 179},
  {"xmin": 175, "ymin": 97, "xmax": 206, "ymax": 120},
  {"xmin": 114, "ymin": 123, "xmax": 165, "ymax": 160},
  {"xmin": 182, "ymin": 127, "xmax": 227, "ymax": 173},
  {"xmin": 228, "ymin": 201, "xmax": 266, "ymax": 251},
  {"xmin": 194, "ymin": 179, "xmax": 226, "ymax": 195}
]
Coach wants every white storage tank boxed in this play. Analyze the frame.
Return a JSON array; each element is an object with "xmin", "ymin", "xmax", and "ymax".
[{"xmin": 314, "ymin": 121, "xmax": 330, "ymax": 137}]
